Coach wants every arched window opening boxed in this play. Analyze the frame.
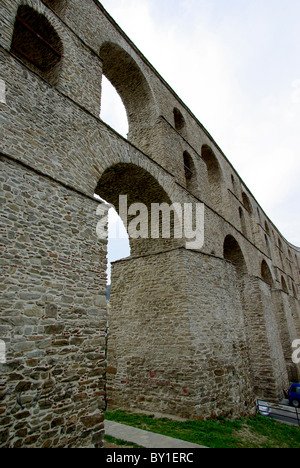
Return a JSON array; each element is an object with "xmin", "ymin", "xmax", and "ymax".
[
  {"xmin": 95, "ymin": 163, "xmax": 178, "ymax": 258},
  {"xmin": 239, "ymin": 207, "xmax": 248, "ymax": 237},
  {"xmin": 100, "ymin": 75, "xmax": 129, "ymax": 138},
  {"xmin": 242, "ymin": 192, "xmax": 252, "ymax": 214},
  {"xmin": 261, "ymin": 260, "xmax": 273, "ymax": 286},
  {"xmin": 264, "ymin": 234, "xmax": 272, "ymax": 258},
  {"xmin": 107, "ymin": 205, "xmax": 130, "ymax": 288},
  {"xmin": 223, "ymin": 235, "xmax": 247, "ymax": 277},
  {"xmin": 281, "ymin": 276, "xmax": 289, "ymax": 294},
  {"xmin": 94, "ymin": 193, "xmax": 130, "ymax": 291},
  {"xmin": 183, "ymin": 151, "xmax": 197, "ymax": 192},
  {"xmin": 202, "ymin": 145, "xmax": 223, "ymax": 211},
  {"xmin": 10, "ymin": 5, "xmax": 63, "ymax": 86},
  {"xmin": 173, "ymin": 108, "xmax": 185, "ymax": 132},
  {"xmin": 99, "ymin": 42, "xmax": 154, "ymax": 151}
]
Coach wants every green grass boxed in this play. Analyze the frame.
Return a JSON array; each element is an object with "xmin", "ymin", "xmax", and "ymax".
[
  {"xmin": 104, "ymin": 434, "xmax": 143, "ymax": 448},
  {"xmin": 105, "ymin": 409, "xmax": 300, "ymax": 448}
]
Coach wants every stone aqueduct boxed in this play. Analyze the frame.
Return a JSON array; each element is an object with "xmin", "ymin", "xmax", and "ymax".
[{"xmin": 0, "ymin": 0, "xmax": 299, "ymax": 448}]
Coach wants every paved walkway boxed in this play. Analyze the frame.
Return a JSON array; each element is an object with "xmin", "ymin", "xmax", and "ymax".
[{"xmin": 105, "ymin": 420, "xmax": 207, "ymax": 449}]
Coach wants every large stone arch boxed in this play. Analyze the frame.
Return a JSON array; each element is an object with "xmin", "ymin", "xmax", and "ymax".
[
  {"xmin": 99, "ymin": 42, "xmax": 157, "ymax": 152},
  {"xmin": 10, "ymin": 2, "xmax": 64, "ymax": 86},
  {"xmin": 95, "ymin": 162, "xmax": 183, "ymax": 257},
  {"xmin": 17, "ymin": 0, "xmax": 65, "ymax": 33}
]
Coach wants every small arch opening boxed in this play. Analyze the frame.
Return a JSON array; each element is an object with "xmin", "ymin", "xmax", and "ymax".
[
  {"xmin": 223, "ymin": 234, "xmax": 247, "ymax": 276},
  {"xmin": 202, "ymin": 145, "xmax": 223, "ymax": 211},
  {"xmin": 10, "ymin": 5, "xmax": 63, "ymax": 86},
  {"xmin": 261, "ymin": 260, "xmax": 273, "ymax": 286},
  {"xmin": 183, "ymin": 151, "xmax": 197, "ymax": 193},
  {"xmin": 239, "ymin": 207, "xmax": 247, "ymax": 237},
  {"xmin": 99, "ymin": 42, "xmax": 154, "ymax": 151},
  {"xmin": 173, "ymin": 108, "xmax": 185, "ymax": 132},
  {"xmin": 242, "ymin": 192, "xmax": 253, "ymax": 214},
  {"xmin": 264, "ymin": 234, "xmax": 272, "ymax": 258}
]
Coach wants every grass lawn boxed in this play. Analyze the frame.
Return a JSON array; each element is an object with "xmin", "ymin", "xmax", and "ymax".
[{"xmin": 105, "ymin": 409, "xmax": 300, "ymax": 448}]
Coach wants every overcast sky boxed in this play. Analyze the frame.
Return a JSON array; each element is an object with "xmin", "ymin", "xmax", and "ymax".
[{"xmin": 100, "ymin": 0, "xmax": 300, "ymax": 259}]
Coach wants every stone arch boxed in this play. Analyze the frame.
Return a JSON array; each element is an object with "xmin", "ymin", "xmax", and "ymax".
[
  {"xmin": 242, "ymin": 192, "xmax": 253, "ymax": 214},
  {"xmin": 173, "ymin": 108, "xmax": 185, "ymax": 132},
  {"xmin": 99, "ymin": 42, "xmax": 156, "ymax": 150},
  {"xmin": 239, "ymin": 207, "xmax": 247, "ymax": 236},
  {"xmin": 264, "ymin": 234, "xmax": 272, "ymax": 258},
  {"xmin": 95, "ymin": 162, "xmax": 181, "ymax": 257},
  {"xmin": 183, "ymin": 151, "xmax": 197, "ymax": 193},
  {"xmin": 201, "ymin": 145, "xmax": 223, "ymax": 211},
  {"xmin": 10, "ymin": 3, "xmax": 63, "ymax": 86},
  {"xmin": 223, "ymin": 234, "xmax": 247, "ymax": 276},
  {"xmin": 261, "ymin": 260, "xmax": 273, "ymax": 286}
]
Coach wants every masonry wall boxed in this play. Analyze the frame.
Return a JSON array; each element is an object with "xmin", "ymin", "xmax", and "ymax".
[
  {"xmin": 108, "ymin": 249, "xmax": 255, "ymax": 420},
  {"xmin": 0, "ymin": 0, "xmax": 300, "ymax": 447},
  {"xmin": 0, "ymin": 156, "xmax": 107, "ymax": 448}
]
